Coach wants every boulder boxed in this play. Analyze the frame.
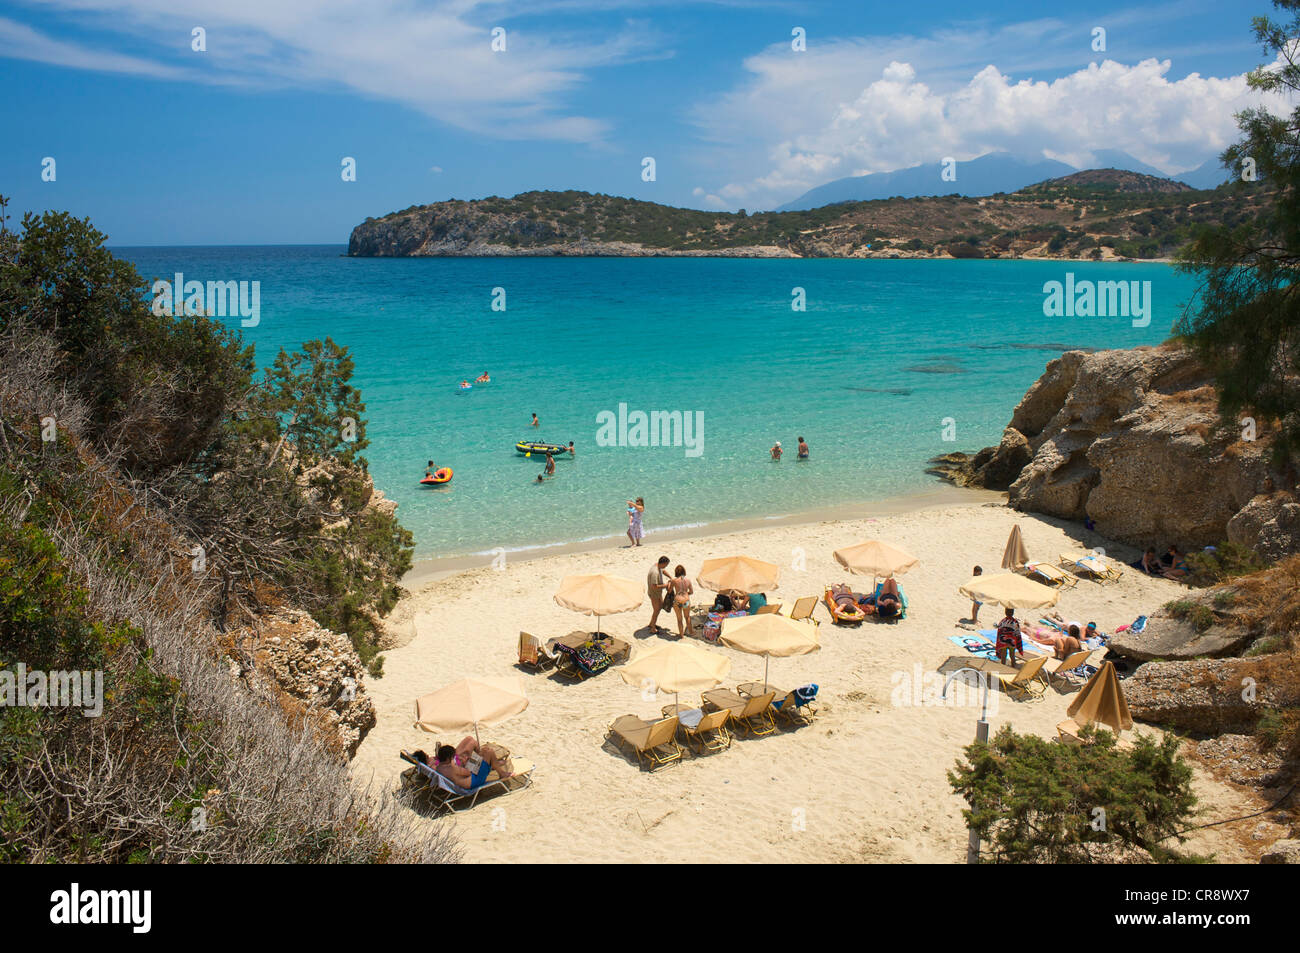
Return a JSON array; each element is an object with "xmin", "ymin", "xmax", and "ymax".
[
  {"xmin": 1124, "ymin": 657, "xmax": 1281, "ymax": 735},
  {"xmin": 1261, "ymin": 840, "xmax": 1300, "ymax": 864},
  {"xmin": 977, "ymin": 428, "xmax": 1033, "ymax": 490},
  {"xmin": 1227, "ymin": 494, "xmax": 1292, "ymax": 549},
  {"xmin": 1256, "ymin": 503, "xmax": 1300, "ymax": 562}
]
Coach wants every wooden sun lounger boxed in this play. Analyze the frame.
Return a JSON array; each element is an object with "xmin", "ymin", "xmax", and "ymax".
[
  {"xmin": 608, "ymin": 715, "xmax": 684, "ymax": 769},
  {"xmin": 1022, "ymin": 561, "xmax": 1079, "ymax": 590},
  {"xmin": 1041, "ymin": 649, "xmax": 1094, "ymax": 685},
  {"xmin": 993, "ymin": 655, "xmax": 1049, "ymax": 701},
  {"xmin": 779, "ymin": 596, "xmax": 819, "ymax": 625},
  {"xmin": 517, "ymin": 631, "xmax": 557, "ymax": 671},
  {"xmin": 737, "ymin": 682, "xmax": 818, "ymax": 726},
  {"xmin": 400, "ymin": 749, "xmax": 534, "ymax": 813},
  {"xmin": 701, "ymin": 688, "xmax": 777, "ymax": 737},
  {"xmin": 1059, "ymin": 552, "xmax": 1124, "ymax": 584},
  {"xmin": 661, "ymin": 703, "xmax": 733, "ymax": 754}
]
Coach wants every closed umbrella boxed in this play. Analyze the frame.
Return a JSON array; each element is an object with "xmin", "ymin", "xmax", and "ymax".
[
  {"xmin": 553, "ymin": 573, "xmax": 642, "ymax": 634},
  {"xmin": 958, "ymin": 572, "xmax": 1059, "ymax": 609},
  {"xmin": 1067, "ymin": 661, "xmax": 1133, "ymax": 733},
  {"xmin": 618, "ymin": 641, "xmax": 731, "ymax": 710},
  {"xmin": 415, "ymin": 676, "xmax": 529, "ymax": 743},
  {"xmin": 697, "ymin": 556, "xmax": 780, "ymax": 593},
  {"xmin": 721, "ymin": 612, "xmax": 820, "ymax": 692},
  {"xmin": 1002, "ymin": 525, "xmax": 1029, "ymax": 570}
]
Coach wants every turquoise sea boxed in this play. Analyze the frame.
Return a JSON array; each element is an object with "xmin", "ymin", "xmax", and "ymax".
[{"xmin": 115, "ymin": 247, "xmax": 1196, "ymax": 560}]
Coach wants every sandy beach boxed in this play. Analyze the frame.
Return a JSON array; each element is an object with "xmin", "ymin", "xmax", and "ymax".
[{"xmin": 352, "ymin": 495, "xmax": 1257, "ymax": 863}]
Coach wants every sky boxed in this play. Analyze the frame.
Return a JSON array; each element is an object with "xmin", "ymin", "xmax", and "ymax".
[{"xmin": 0, "ymin": 0, "xmax": 1289, "ymax": 244}]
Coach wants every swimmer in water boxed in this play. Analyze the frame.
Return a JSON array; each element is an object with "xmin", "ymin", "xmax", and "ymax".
[
  {"xmin": 424, "ymin": 459, "xmax": 436, "ymax": 478},
  {"xmin": 530, "ymin": 413, "xmax": 539, "ymax": 427},
  {"xmin": 544, "ymin": 452, "xmax": 556, "ymax": 476},
  {"xmin": 476, "ymin": 372, "xmax": 490, "ymax": 383},
  {"xmin": 797, "ymin": 436, "xmax": 809, "ymax": 460},
  {"xmin": 568, "ymin": 441, "xmax": 575, "ymax": 457},
  {"xmin": 536, "ymin": 474, "xmax": 545, "ymax": 483},
  {"xmin": 770, "ymin": 441, "xmax": 783, "ymax": 461}
]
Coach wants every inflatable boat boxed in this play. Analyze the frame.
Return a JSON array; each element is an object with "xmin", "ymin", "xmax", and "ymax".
[
  {"xmin": 420, "ymin": 467, "xmax": 453, "ymax": 485},
  {"xmin": 515, "ymin": 441, "xmax": 568, "ymax": 457}
]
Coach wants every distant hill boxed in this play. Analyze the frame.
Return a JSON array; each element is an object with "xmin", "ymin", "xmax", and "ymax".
[
  {"xmin": 776, "ymin": 152, "xmax": 1075, "ymax": 211},
  {"xmin": 1175, "ymin": 157, "xmax": 1233, "ymax": 190},
  {"xmin": 1023, "ymin": 169, "xmax": 1194, "ymax": 194},
  {"xmin": 777, "ymin": 149, "xmax": 1216, "ymax": 211},
  {"xmin": 348, "ymin": 170, "xmax": 1271, "ymax": 261}
]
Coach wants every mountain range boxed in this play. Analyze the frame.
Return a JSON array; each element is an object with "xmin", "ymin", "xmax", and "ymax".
[{"xmin": 776, "ymin": 151, "xmax": 1230, "ymax": 211}]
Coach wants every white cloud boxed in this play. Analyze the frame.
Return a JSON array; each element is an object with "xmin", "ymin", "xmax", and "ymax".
[
  {"xmin": 1, "ymin": 0, "xmax": 667, "ymax": 141},
  {"xmin": 690, "ymin": 26, "xmax": 1291, "ymax": 210}
]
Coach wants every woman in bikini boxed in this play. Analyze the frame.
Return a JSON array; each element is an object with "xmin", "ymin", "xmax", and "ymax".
[{"xmin": 670, "ymin": 565, "xmax": 694, "ymax": 638}]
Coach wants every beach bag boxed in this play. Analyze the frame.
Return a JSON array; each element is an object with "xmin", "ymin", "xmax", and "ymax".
[
  {"xmin": 662, "ymin": 585, "xmax": 676, "ymax": 609},
  {"xmin": 553, "ymin": 641, "xmax": 610, "ymax": 676}
]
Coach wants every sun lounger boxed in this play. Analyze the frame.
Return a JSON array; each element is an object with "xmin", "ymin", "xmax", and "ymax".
[
  {"xmin": 547, "ymin": 632, "xmax": 629, "ymax": 680},
  {"xmin": 1042, "ymin": 649, "xmax": 1095, "ymax": 685},
  {"xmin": 1059, "ymin": 552, "xmax": 1124, "ymax": 584},
  {"xmin": 1022, "ymin": 561, "xmax": 1079, "ymax": 589},
  {"xmin": 738, "ymin": 681, "xmax": 819, "ymax": 726},
  {"xmin": 517, "ymin": 631, "xmax": 556, "ymax": 672},
  {"xmin": 870, "ymin": 581, "xmax": 908, "ymax": 622},
  {"xmin": 400, "ymin": 749, "xmax": 534, "ymax": 813},
  {"xmin": 754, "ymin": 603, "xmax": 781, "ymax": 615},
  {"xmin": 823, "ymin": 585, "xmax": 867, "ymax": 625},
  {"xmin": 701, "ymin": 688, "xmax": 777, "ymax": 736},
  {"xmin": 608, "ymin": 714, "xmax": 684, "ymax": 769},
  {"xmin": 992, "ymin": 655, "xmax": 1049, "ymax": 701},
  {"xmin": 661, "ymin": 703, "xmax": 732, "ymax": 754},
  {"xmin": 780, "ymin": 596, "xmax": 820, "ymax": 626}
]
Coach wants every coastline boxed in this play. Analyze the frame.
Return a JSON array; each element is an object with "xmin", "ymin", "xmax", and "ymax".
[
  {"xmin": 359, "ymin": 494, "xmax": 1254, "ymax": 864},
  {"xmin": 398, "ymin": 484, "xmax": 1008, "ymax": 590}
]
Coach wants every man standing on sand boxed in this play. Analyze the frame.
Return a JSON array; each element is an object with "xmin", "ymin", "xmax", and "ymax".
[{"xmin": 647, "ymin": 555, "xmax": 671, "ymax": 635}]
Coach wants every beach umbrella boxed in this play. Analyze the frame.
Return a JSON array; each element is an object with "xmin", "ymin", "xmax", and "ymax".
[
  {"xmin": 958, "ymin": 572, "xmax": 1059, "ymax": 609},
  {"xmin": 720, "ymin": 612, "xmax": 820, "ymax": 692},
  {"xmin": 415, "ymin": 676, "xmax": 528, "ymax": 743},
  {"xmin": 1001, "ymin": 525, "xmax": 1029, "ymax": 570},
  {"xmin": 618, "ymin": 641, "xmax": 731, "ymax": 709},
  {"xmin": 834, "ymin": 539, "xmax": 919, "ymax": 589},
  {"xmin": 697, "ymin": 555, "xmax": 780, "ymax": 593},
  {"xmin": 553, "ymin": 573, "xmax": 642, "ymax": 634},
  {"xmin": 1067, "ymin": 662, "xmax": 1133, "ymax": 734}
]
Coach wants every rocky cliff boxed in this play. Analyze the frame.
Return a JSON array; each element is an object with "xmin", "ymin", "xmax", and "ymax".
[{"xmin": 931, "ymin": 345, "xmax": 1299, "ymax": 558}]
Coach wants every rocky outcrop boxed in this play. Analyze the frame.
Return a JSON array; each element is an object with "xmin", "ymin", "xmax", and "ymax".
[
  {"xmin": 1262, "ymin": 840, "xmax": 1300, "ymax": 864},
  {"xmin": 1110, "ymin": 614, "xmax": 1256, "ymax": 662},
  {"xmin": 934, "ymin": 345, "xmax": 1297, "ymax": 556},
  {"xmin": 1123, "ymin": 656, "xmax": 1285, "ymax": 735},
  {"xmin": 241, "ymin": 610, "xmax": 377, "ymax": 759}
]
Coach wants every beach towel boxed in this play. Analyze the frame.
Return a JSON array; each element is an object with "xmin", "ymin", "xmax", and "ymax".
[{"xmin": 949, "ymin": 634, "xmax": 998, "ymax": 661}]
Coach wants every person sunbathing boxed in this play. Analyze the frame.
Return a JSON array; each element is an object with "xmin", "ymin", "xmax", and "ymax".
[
  {"xmin": 1054, "ymin": 625, "xmax": 1084, "ymax": 659},
  {"xmin": 876, "ymin": 578, "xmax": 903, "ymax": 619},
  {"xmin": 1161, "ymin": 545, "xmax": 1189, "ymax": 580},
  {"xmin": 423, "ymin": 737, "xmax": 513, "ymax": 789}
]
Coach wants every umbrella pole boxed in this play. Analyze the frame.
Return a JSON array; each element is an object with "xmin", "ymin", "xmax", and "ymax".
[{"xmin": 764, "ymin": 656, "xmax": 770, "ymax": 693}]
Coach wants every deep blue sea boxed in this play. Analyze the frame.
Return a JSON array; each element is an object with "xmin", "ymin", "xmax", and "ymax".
[{"xmin": 114, "ymin": 246, "xmax": 1195, "ymax": 559}]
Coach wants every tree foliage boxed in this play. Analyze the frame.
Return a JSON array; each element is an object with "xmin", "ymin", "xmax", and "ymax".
[
  {"xmin": 1176, "ymin": 0, "xmax": 1300, "ymax": 460},
  {"xmin": 948, "ymin": 726, "xmax": 1202, "ymax": 863}
]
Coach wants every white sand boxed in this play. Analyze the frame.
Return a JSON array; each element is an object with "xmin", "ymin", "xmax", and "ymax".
[{"xmin": 351, "ymin": 498, "xmax": 1254, "ymax": 863}]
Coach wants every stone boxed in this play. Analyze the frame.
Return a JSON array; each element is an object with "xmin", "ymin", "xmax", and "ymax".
[
  {"xmin": 1110, "ymin": 613, "xmax": 1255, "ymax": 662},
  {"xmin": 1124, "ymin": 657, "xmax": 1283, "ymax": 735},
  {"xmin": 1261, "ymin": 839, "xmax": 1300, "ymax": 864},
  {"xmin": 1256, "ymin": 503, "xmax": 1300, "ymax": 562}
]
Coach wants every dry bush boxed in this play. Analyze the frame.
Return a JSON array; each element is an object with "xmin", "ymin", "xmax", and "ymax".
[{"xmin": 0, "ymin": 326, "xmax": 458, "ymax": 863}]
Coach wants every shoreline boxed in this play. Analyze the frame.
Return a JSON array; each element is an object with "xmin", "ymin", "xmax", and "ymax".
[
  {"xmin": 399, "ymin": 484, "xmax": 1008, "ymax": 589},
  {"xmin": 358, "ymin": 495, "xmax": 1252, "ymax": 864}
]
